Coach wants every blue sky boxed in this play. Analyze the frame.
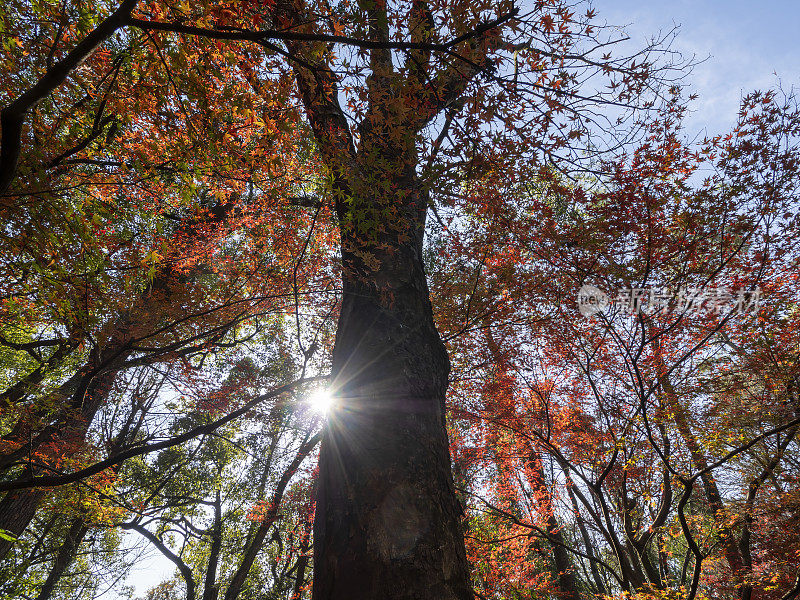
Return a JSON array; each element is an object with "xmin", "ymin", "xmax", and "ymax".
[{"xmin": 599, "ymin": 0, "xmax": 800, "ymax": 136}]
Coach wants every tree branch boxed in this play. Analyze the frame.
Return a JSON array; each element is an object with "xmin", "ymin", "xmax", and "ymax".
[
  {"xmin": 0, "ymin": 376, "xmax": 326, "ymax": 492},
  {"xmin": 0, "ymin": 0, "xmax": 138, "ymax": 195}
]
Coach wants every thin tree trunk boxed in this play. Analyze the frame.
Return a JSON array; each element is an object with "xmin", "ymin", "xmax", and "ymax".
[
  {"xmin": 483, "ymin": 324, "xmax": 581, "ymax": 599},
  {"xmin": 291, "ymin": 517, "xmax": 312, "ymax": 600},
  {"xmin": 0, "ymin": 204, "xmax": 234, "ymax": 559},
  {"xmin": 28, "ymin": 408, "xmax": 144, "ymax": 599},
  {"xmin": 660, "ymin": 373, "xmax": 746, "ymax": 591},
  {"xmin": 565, "ymin": 481, "xmax": 607, "ymax": 596},
  {"xmin": 34, "ymin": 518, "xmax": 89, "ymax": 600},
  {"xmin": 203, "ymin": 490, "xmax": 223, "ymax": 600},
  {"xmin": 224, "ymin": 432, "xmax": 320, "ymax": 600},
  {"xmin": 527, "ymin": 452, "xmax": 580, "ymax": 600}
]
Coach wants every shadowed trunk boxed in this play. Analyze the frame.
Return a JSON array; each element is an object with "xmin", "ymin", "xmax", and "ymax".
[
  {"xmin": 272, "ymin": 1, "xmax": 490, "ymax": 593},
  {"xmin": 0, "ymin": 486, "xmax": 47, "ymax": 559},
  {"xmin": 312, "ymin": 171, "xmax": 473, "ymax": 600}
]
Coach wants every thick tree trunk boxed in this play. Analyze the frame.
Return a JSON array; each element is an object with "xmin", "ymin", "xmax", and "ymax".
[
  {"xmin": 312, "ymin": 179, "xmax": 472, "ymax": 599},
  {"xmin": 271, "ymin": 0, "xmax": 488, "ymax": 594},
  {"xmin": 545, "ymin": 512, "xmax": 581, "ymax": 600},
  {"xmin": 0, "ymin": 486, "xmax": 47, "ymax": 559}
]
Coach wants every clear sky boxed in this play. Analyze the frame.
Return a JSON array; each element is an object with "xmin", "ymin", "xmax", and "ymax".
[{"xmin": 598, "ymin": 0, "xmax": 800, "ymax": 137}]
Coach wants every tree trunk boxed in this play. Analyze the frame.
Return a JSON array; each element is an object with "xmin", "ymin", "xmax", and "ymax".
[
  {"xmin": 0, "ymin": 485, "xmax": 47, "ymax": 559},
  {"xmin": 34, "ymin": 518, "xmax": 89, "ymax": 600},
  {"xmin": 291, "ymin": 517, "xmax": 312, "ymax": 600},
  {"xmin": 270, "ymin": 0, "xmax": 489, "ymax": 595},
  {"xmin": 565, "ymin": 480, "xmax": 607, "ymax": 596},
  {"xmin": 660, "ymin": 373, "xmax": 745, "ymax": 592},
  {"xmin": 528, "ymin": 454, "xmax": 580, "ymax": 600},
  {"xmin": 203, "ymin": 490, "xmax": 223, "ymax": 600},
  {"xmin": 312, "ymin": 176, "xmax": 472, "ymax": 599},
  {"xmin": 0, "ymin": 366, "xmax": 115, "ymax": 560},
  {"xmin": 224, "ymin": 432, "xmax": 320, "ymax": 600}
]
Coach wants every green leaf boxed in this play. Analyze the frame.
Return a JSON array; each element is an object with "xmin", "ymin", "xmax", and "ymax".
[{"xmin": 0, "ymin": 529, "xmax": 17, "ymax": 542}]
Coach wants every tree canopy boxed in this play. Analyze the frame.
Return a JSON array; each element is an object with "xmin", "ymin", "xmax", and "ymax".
[{"xmin": 1, "ymin": 1, "xmax": 799, "ymax": 600}]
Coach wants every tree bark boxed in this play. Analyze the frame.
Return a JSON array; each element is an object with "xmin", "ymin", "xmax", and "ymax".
[
  {"xmin": 269, "ymin": 2, "xmax": 492, "ymax": 595},
  {"xmin": 312, "ymin": 176, "xmax": 472, "ymax": 600},
  {"xmin": 0, "ymin": 364, "xmax": 116, "ymax": 559},
  {"xmin": 0, "ymin": 485, "xmax": 47, "ymax": 560}
]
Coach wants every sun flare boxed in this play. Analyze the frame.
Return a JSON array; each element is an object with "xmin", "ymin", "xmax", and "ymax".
[{"xmin": 308, "ymin": 388, "xmax": 335, "ymax": 414}]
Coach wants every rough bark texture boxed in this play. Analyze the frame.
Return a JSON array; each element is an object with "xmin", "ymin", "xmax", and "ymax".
[
  {"xmin": 0, "ymin": 487, "xmax": 47, "ymax": 559},
  {"xmin": 269, "ymin": 1, "xmax": 491, "ymax": 594},
  {"xmin": 312, "ymin": 177, "xmax": 472, "ymax": 600}
]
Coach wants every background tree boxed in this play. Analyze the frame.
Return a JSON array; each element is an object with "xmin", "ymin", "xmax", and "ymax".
[
  {"xmin": 433, "ymin": 88, "xmax": 800, "ymax": 599},
  {"xmin": 0, "ymin": 0, "xmax": 337, "ymax": 561}
]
